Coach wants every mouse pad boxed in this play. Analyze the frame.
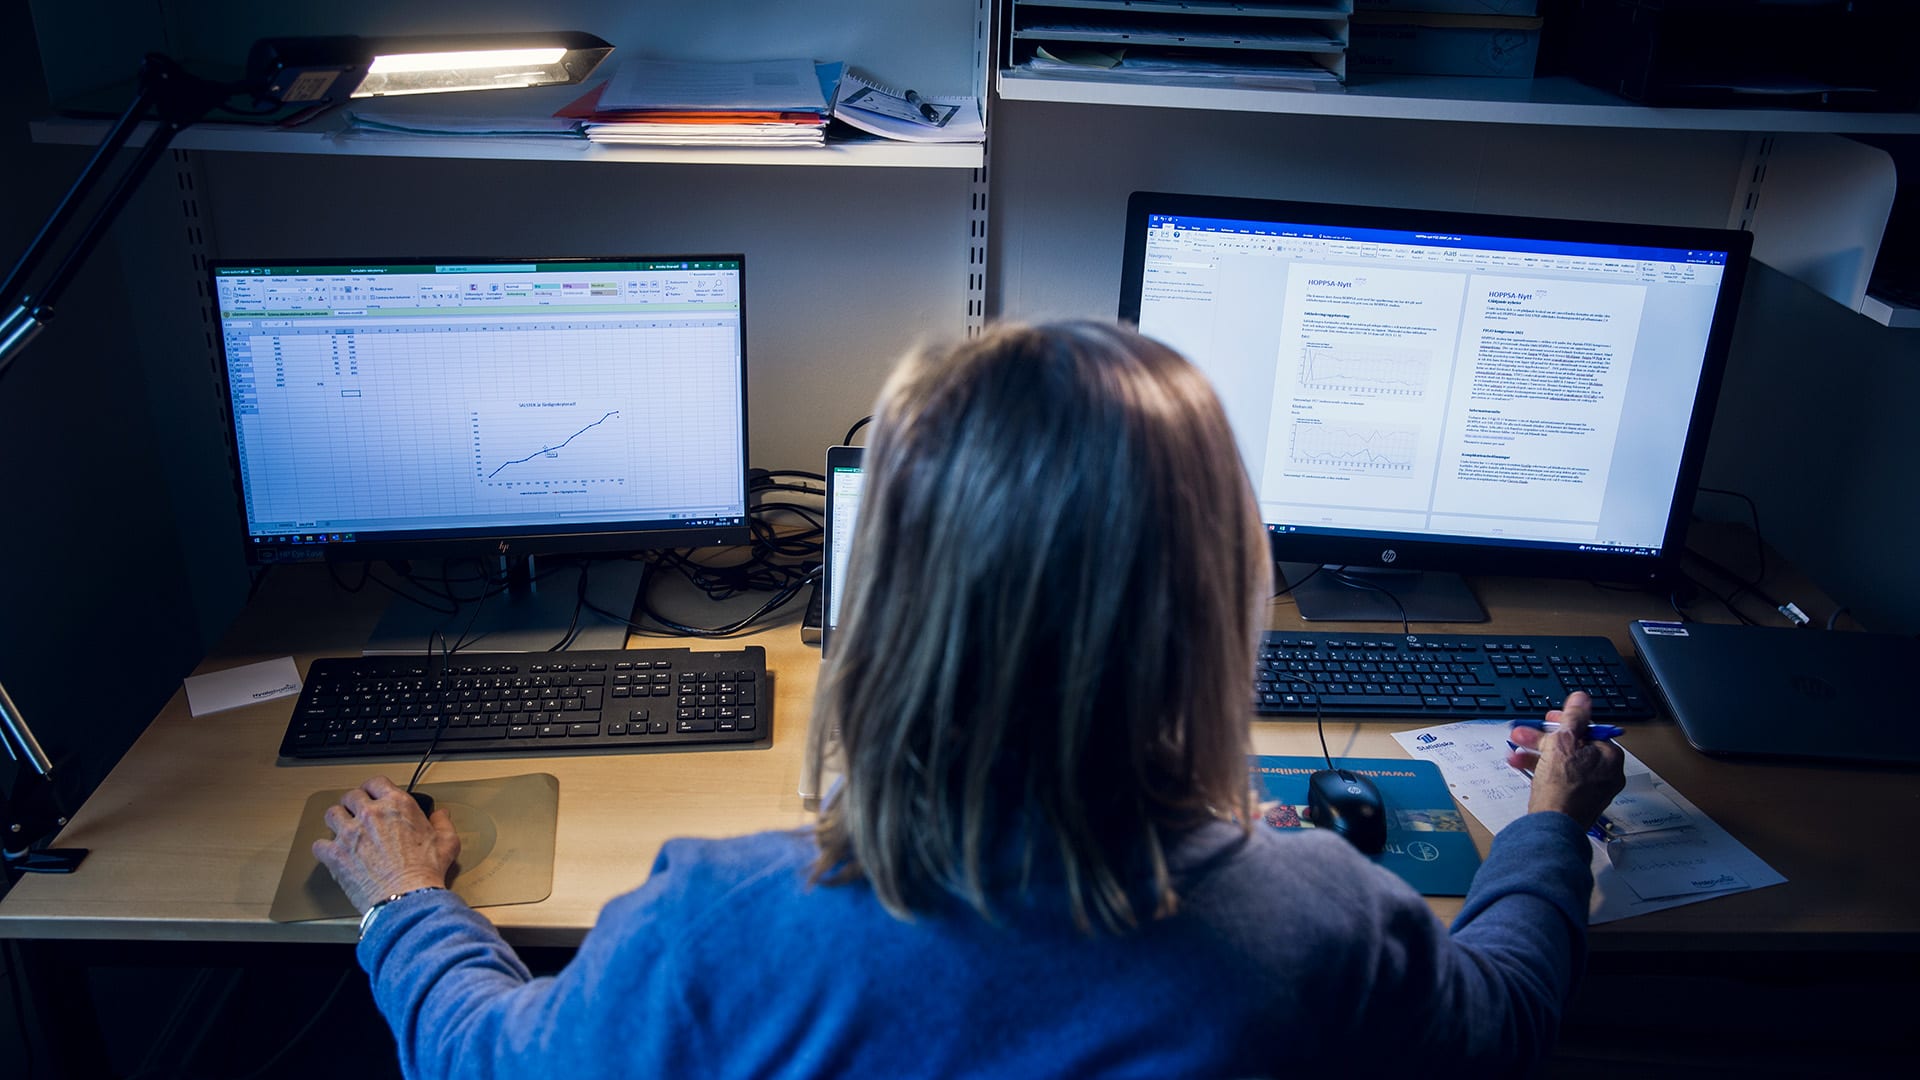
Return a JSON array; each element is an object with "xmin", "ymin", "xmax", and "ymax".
[
  {"xmin": 1252, "ymin": 756, "xmax": 1480, "ymax": 896},
  {"xmin": 269, "ymin": 772, "xmax": 558, "ymax": 923}
]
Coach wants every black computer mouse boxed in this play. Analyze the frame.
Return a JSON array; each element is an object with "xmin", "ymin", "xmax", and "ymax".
[
  {"xmin": 410, "ymin": 791, "xmax": 435, "ymax": 818},
  {"xmin": 1307, "ymin": 768, "xmax": 1387, "ymax": 856}
]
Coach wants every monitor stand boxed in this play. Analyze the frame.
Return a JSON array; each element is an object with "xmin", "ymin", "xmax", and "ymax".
[
  {"xmin": 361, "ymin": 557, "xmax": 648, "ymax": 655},
  {"xmin": 1282, "ymin": 564, "xmax": 1488, "ymax": 623}
]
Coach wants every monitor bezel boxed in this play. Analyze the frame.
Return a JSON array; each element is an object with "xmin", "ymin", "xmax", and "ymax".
[
  {"xmin": 1118, "ymin": 191, "xmax": 1752, "ymax": 587},
  {"xmin": 208, "ymin": 253, "xmax": 753, "ymax": 566}
]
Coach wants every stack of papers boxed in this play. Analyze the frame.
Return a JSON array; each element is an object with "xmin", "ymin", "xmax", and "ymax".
[
  {"xmin": 560, "ymin": 58, "xmax": 841, "ymax": 147},
  {"xmin": 341, "ymin": 81, "xmax": 598, "ymax": 141},
  {"xmin": 337, "ymin": 59, "xmax": 987, "ymax": 150},
  {"xmin": 832, "ymin": 68, "xmax": 983, "ymax": 144},
  {"xmin": 1390, "ymin": 720, "xmax": 1785, "ymax": 924},
  {"xmin": 1018, "ymin": 45, "xmax": 1343, "ymax": 92},
  {"xmin": 346, "ymin": 111, "xmax": 586, "ymax": 139}
]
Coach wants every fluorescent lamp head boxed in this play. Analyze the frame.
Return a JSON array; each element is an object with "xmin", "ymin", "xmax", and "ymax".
[
  {"xmin": 356, "ymin": 32, "xmax": 614, "ymax": 97},
  {"xmin": 247, "ymin": 31, "xmax": 612, "ymax": 105}
]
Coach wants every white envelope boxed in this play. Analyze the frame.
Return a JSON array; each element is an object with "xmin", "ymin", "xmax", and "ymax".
[{"xmin": 183, "ymin": 656, "xmax": 302, "ymax": 717}]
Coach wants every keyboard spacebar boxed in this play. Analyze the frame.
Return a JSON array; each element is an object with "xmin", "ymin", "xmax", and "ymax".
[{"xmin": 1315, "ymin": 694, "xmax": 1424, "ymax": 709}]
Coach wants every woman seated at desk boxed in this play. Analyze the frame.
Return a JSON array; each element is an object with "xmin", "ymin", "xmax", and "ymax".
[{"xmin": 314, "ymin": 320, "xmax": 1624, "ymax": 1077}]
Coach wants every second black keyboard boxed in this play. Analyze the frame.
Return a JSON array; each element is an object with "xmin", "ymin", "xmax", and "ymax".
[
  {"xmin": 278, "ymin": 645, "xmax": 769, "ymax": 760},
  {"xmin": 1254, "ymin": 631, "xmax": 1653, "ymax": 720}
]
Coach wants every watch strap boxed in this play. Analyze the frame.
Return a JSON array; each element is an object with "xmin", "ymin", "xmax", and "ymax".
[{"xmin": 358, "ymin": 885, "xmax": 449, "ymax": 937}]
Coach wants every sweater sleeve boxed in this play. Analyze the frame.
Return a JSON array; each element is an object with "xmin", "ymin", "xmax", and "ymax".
[
  {"xmin": 1358, "ymin": 810, "xmax": 1595, "ymax": 1076},
  {"xmin": 355, "ymin": 847, "xmax": 701, "ymax": 1080}
]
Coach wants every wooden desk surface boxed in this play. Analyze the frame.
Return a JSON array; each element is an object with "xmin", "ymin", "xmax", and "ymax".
[
  {"xmin": 3, "ymin": 548, "xmax": 1916, "ymax": 953},
  {"xmin": 0, "ymin": 566, "xmax": 817, "ymax": 947}
]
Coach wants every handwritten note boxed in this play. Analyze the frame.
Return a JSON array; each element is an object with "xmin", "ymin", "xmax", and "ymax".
[{"xmin": 1392, "ymin": 720, "xmax": 1784, "ymax": 923}]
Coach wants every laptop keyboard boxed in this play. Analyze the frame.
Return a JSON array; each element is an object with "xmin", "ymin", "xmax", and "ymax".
[
  {"xmin": 1254, "ymin": 631, "xmax": 1652, "ymax": 720},
  {"xmin": 278, "ymin": 645, "xmax": 768, "ymax": 759}
]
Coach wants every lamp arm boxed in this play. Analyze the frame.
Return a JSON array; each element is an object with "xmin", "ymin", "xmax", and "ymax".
[
  {"xmin": 0, "ymin": 54, "xmax": 239, "ymax": 384},
  {"xmin": 23, "ymin": 121, "xmax": 185, "ymax": 322},
  {"xmin": 0, "ymin": 77, "xmax": 160, "ymax": 313},
  {"xmin": 0, "ymin": 679, "xmax": 87, "ymax": 876},
  {"xmin": 0, "ymin": 678, "xmax": 53, "ymax": 778}
]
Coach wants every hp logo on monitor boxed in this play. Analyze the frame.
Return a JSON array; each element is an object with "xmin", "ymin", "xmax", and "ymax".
[
  {"xmin": 1379, "ymin": 549, "xmax": 1398, "ymax": 564},
  {"xmin": 1790, "ymin": 674, "xmax": 1837, "ymax": 700}
]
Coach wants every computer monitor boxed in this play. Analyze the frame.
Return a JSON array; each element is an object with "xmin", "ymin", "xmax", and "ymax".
[
  {"xmin": 210, "ymin": 255, "xmax": 751, "ymax": 648},
  {"xmin": 1119, "ymin": 192, "xmax": 1751, "ymax": 622}
]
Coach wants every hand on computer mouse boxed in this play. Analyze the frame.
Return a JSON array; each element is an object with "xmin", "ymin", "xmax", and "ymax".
[
  {"xmin": 1509, "ymin": 692, "xmax": 1626, "ymax": 830},
  {"xmin": 312, "ymin": 775, "xmax": 460, "ymax": 914}
]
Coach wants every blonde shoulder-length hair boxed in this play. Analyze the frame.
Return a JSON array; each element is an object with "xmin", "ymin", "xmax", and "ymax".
[{"xmin": 810, "ymin": 320, "xmax": 1270, "ymax": 933}]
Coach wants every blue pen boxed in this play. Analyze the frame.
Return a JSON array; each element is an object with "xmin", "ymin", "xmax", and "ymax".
[
  {"xmin": 1505, "ymin": 739, "xmax": 1524, "ymax": 763},
  {"xmin": 1510, "ymin": 718, "xmax": 1624, "ymax": 740},
  {"xmin": 1507, "ymin": 734, "xmax": 1621, "ymax": 846},
  {"xmin": 1589, "ymin": 813, "xmax": 1620, "ymax": 840}
]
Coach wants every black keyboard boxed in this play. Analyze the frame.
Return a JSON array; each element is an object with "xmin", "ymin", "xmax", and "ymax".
[
  {"xmin": 278, "ymin": 646, "xmax": 769, "ymax": 760},
  {"xmin": 1253, "ymin": 631, "xmax": 1652, "ymax": 720}
]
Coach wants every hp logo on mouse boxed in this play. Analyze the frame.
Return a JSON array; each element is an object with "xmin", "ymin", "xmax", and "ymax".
[{"xmin": 1379, "ymin": 549, "xmax": 1398, "ymax": 564}]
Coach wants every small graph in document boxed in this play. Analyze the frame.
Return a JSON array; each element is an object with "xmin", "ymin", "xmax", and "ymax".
[
  {"xmin": 473, "ymin": 405, "xmax": 629, "ymax": 487},
  {"xmin": 1297, "ymin": 344, "xmax": 1429, "ymax": 398},
  {"xmin": 1288, "ymin": 420, "xmax": 1417, "ymax": 474}
]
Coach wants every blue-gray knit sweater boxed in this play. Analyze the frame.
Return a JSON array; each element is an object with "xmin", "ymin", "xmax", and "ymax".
[{"xmin": 359, "ymin": 812, "xmax": 1592, "ymax": 1079}]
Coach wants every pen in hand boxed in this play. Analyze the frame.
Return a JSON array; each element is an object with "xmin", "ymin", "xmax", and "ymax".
[
  {"xmin": 1588, "ymin": 814, "xmax": 1621, "ymax": 845},
  {"xmin": 903, "ymin": 88, "xmax": 941, "ymax": 123},
  {"xmin": 1511, "ymin": 718, "xmax": 1623, "ymax": 740},
  {"xmin": 1505, "ymin": 737, "xmax": 1624, "ymax": 847}
]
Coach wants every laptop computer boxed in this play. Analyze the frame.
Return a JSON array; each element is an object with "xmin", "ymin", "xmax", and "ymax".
[
  {"xmin": 801, "ymin": 445, "xmax": 863, "ymax": 799},
  {"xmin": 819, "ymin": 444, "xmax": 865, "ymax": 658},
  {"xmin": 1630, "ymin": 620, "xmax": 1920, "ymax": 765}
]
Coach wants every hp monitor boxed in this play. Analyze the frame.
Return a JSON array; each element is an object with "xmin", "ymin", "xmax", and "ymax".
[
  {"xmin": 211, "ymin": 255, "xmax": 750, "ymax": 648},
  {"xmin": 1119, "ymin": 193, "xmax": 1750, "ymax": 621}
]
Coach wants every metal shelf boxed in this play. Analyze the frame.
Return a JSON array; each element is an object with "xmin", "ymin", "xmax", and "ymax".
[
  {"xmin": 998, "ymin": 70, "xmax": 1920, "ymax": 134},
  {"xmin": 28, "ymin": 116, "xmax": 986, "ymax": 170},
  {"xmin": 1861, "ymin": 292, "xmax": 1920, "ymax": 329}
]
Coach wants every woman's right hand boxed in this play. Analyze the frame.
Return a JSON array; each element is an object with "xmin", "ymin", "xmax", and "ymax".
[
  {"xmin": 311, "ymin": 775, "xmax": 460, "ymax": 914},
  {"xmin": 1507, "ymin": 691, "xmax": 1626, "ymax": 829}
]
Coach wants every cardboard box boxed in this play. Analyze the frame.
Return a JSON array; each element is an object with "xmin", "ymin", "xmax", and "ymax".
[{"xmin": 1349, "ymin": 13, "xmax": 1543, "ymax": 78}]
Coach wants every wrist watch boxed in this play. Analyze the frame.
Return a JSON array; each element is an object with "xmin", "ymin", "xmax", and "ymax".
[{"xmin": 358, "ymin": 885, "xmax": 449, "ymax": 938}]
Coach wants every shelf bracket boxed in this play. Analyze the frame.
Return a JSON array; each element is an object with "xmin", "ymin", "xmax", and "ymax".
[{"xmin": 1729, "ymin": 133, "xmax": 1774, "ymax": 233}]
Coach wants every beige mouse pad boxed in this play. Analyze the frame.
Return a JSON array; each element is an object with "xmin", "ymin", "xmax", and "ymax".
[{"xmin": 270, "ymin": 772, "xmax": 558, "ymax": 923}]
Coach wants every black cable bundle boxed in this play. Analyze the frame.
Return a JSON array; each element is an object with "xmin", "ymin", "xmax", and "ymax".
[
  {"xmin": 324, "ymin": 467, "xmax": 829, "ymax": 644},
  {"xmin": 597, "ymin": 467, "xmax": 825, "ymax": 639}
]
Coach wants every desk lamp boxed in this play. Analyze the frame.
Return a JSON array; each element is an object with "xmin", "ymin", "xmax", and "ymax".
[{"xmin": 0, "ymin": 29, "xmax": 613, "ymax": 877}]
